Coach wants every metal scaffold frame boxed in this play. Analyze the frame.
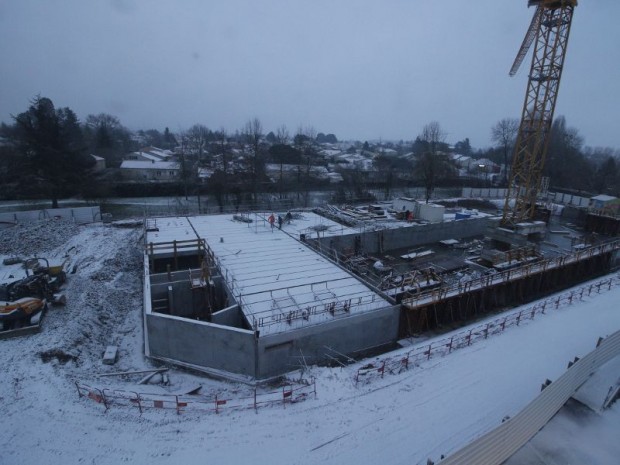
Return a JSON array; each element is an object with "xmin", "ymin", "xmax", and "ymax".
[{"xmin": 503, "ymin": 3, "xmax": 576, "ymax": 225}]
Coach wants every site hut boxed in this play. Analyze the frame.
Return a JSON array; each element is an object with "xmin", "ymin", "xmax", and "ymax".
[{"xmin": 143, "ymin": 213, "xmax": 399, "ymax": 381}]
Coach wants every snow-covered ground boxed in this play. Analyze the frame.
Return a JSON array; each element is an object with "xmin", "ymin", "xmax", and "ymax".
[{"xmin": 1, "ymin": 220, "xmax": 618, "ymax": 465}]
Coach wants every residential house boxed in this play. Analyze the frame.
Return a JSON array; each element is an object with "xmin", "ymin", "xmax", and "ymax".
[
  {"xmin": 119, "ymin": 160, "xmax": 180, "ymax": 181},
  {"xmin": 125, "ymin": 146, "xmax": 174, "ymax": 162},
  {"xmin": 90, "ymin": 154, "xmax": 106, "ymax": 173}
]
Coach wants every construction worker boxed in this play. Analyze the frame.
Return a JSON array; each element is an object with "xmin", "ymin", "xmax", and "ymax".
[{"xmin": 268, "ymin": 213, "xmax": 275, "ymax": 229}]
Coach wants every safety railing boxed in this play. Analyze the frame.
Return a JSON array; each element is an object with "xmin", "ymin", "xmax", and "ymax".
[
  {"xmin": 401, "ymin": 239, "xmax": 620, "ymax": 309},
  {"xmin": 355, "ymin": 274, "xmax": 620, "ymax": 384}
]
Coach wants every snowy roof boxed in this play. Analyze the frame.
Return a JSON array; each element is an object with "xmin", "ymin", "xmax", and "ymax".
[
  {"xmin": 197, "ymin": 168, "xmax": 215, "ymax": 179},
  {"xmin": 127, "ymin": 146, "xmax": 174, "ymax": 162},
  {"xmin": 473, "ymin": 158, "xmax": 498, "ymax": 167},
  {"xmin": 320, "ymin": 149, "xmax": 342, "ymax": 157},
  {"xmin": 147, "ymin": 214, "xmax": 392, "ymax": 336},
  {"xmin": 134, "ymin": 153, "xmax": 163, "ymax": 162},
  {"xmin": 120, "ymin": 160, "xmax": 179, "ymax": 170}
]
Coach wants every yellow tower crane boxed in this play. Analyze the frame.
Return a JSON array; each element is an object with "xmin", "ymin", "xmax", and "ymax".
[{"xmin": 502, "ymin": 0, "xmax": 577, "ymax": 226}]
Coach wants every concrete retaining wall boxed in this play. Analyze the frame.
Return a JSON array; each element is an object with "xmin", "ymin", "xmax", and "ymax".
[
  {"xmin": 146, "ymin": 313, "xmax": 257, "ymax": 378},
  {"xmin": 257, "ymin": 304, "xmax": 400, "ymax": 379},
  {"xmin": 312, "ymin": 217, "xmax": 498, "ymax": 255},
  {"xmin": 145, "ymin": 300, "xmax": 400, "ymax": 380}
]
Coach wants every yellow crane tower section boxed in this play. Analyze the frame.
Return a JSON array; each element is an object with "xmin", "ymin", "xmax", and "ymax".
[{"xmin": 502, "ymin": 0, "xmax": 577, "ymax": 226}]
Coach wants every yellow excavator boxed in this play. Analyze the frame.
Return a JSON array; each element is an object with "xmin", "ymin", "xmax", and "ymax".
[{"xmin": 0, "ymin": 297, "xmax": 47, "ymax": 325}]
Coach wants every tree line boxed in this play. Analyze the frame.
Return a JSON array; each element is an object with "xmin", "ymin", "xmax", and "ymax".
[{"xmin": 1, "ymin": 95, "xmax": 619, "ymax": 209}]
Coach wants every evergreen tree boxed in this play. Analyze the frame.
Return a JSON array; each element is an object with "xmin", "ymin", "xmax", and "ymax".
[{"xmin": 11, "ymin": 96, "xmax": 94, "ymax": 207}]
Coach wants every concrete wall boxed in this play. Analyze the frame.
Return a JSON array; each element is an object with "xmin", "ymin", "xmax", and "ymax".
[
  {"xmin": 211, "ymin": 305, "xmax": 245, "ymax": 327},
  {"xmin": 462, "ymin": 187, "xmax": 507, "ymax": 199},
  {"xmin": 256, "ymin": 304, "xmax": 400, "ymax": 379},
  {"xmin": 150, "ymin": 270, "xmax": 234, "ymax": 319},
  {"xmin": 150, "ymin": 280, "xmax": 194, "ymax": 317},
  {"xmin": 146, "ymin": 313, "xmax": 257, "ymax": 378},
  {"xmin": 146, "ymin": 252, "xmax": 402, "ymax": 381},
  {"xmin": 314, "ymin": 217, "xmax": 498, "ymax": 256},
  {"xmin": 548, "ymin": 191, "xmax": 589, "ymax": 207},
  {"xmin": 146, "ymin": 300, "xmax": 400, "ymax": 380}
]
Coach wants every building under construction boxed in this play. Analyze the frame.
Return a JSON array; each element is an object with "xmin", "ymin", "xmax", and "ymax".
[
  {"xmin": 142, "ymin": 203, "xmax": 620, "ymax": 381},
  {"xmin": 141, "ymin": 0, "xmax": 620, "ymax": 381}
]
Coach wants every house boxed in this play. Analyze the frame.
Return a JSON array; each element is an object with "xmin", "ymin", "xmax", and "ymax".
[
  {"xmin": 452, "ymin": 154, "xmax": 472, "ymax": 169},
  {"xmin": 119, "ymin": 160, "xmax": 180, "ymax": 181},
  {"xmin": 90, "ymin": 154, "xmax": 106, "ymax": 173},
  {"xmin": 197, "ymin": 167, "xmax": 215, "ymax": 183},
  {"xmin": 125, "ymin": 146, "xmax": 174, "ymax": 162},
  {"xmin": 472, "ymin": 158, "xmax": 500, "ymax": 174}
]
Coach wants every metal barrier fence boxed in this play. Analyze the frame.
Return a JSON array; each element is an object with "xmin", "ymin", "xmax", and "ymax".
[
  {"xmin": 355, "ymin": 274, "xmax": 620, "ymax": 384},
  {"xmin": 75, "ymin": 379, "xmax": 316, "ymax": 415},
  {"xmin": 0, "ymin": 206, "xmax": 101, "ymax": 224},
  {"xmin": 436, "ymin": 329, "xmax": 620, "ymax": 465}
]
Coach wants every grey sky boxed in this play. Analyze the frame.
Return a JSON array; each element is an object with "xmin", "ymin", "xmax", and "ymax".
[{"xmin": 1, "ymin": 0, "xmax": 618, "ymax": 149}]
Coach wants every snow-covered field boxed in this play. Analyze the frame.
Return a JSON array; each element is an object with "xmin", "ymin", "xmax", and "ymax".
[{"xmin": 1, "ymin": 220, "xmax": 618, "ymax": 465}]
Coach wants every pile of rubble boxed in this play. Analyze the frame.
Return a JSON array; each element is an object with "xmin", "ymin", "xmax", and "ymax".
[{"xmin": 0, "ymin": 219, "xmax": 80, "ymax": 256}]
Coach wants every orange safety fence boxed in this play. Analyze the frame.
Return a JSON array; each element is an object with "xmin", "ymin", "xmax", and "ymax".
[{"xmin": 75, "ymin": 378, "xmax": 316, "ymax": 415}]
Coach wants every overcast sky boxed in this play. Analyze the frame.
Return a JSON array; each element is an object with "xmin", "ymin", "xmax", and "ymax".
[{"xmin": 1, "ymin": 0, "xmax": 618, "ymax": 149}]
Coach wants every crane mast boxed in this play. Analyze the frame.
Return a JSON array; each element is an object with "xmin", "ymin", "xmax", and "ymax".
[{"xmin": 502, "ymin": 0, "xmax": 577, "ymax": 226}]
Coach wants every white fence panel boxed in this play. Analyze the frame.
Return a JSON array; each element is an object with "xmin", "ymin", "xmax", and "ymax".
[{"xmin": 0, "ymin": 206, "xmax": 100, "ymax": 225}]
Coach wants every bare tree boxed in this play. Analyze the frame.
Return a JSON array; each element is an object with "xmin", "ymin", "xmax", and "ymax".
[
  {"xmin": 185, "ymin": 124, "xmax": 211, "ymax": 160},
  {"xmin": 414, "ymin": 122, "xmax": 454, "ymax": 203},
  {"xmin": 276, "ymin": 124, "xmax": 290, "ymax": 145},
  {"xmin": 176, "ymin": 135, "xmax": 192, "ymax": 200},
  {"xmin": 214, "ymin": 128, "xmax": 230, "ymax": 176},
  {"xmin": 292, "ymin": 126, "xmax": 318, "ymax": 206},
  {"xmin": 491, "ymin": 118, "xmax": 519, "ymax": 185},
  {"xmin": 243, "ymin": 117, "xmax": 263, "ymax": 202}
]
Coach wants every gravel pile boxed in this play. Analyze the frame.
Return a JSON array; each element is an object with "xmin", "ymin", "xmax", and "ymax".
[{"xmin": 0, "ymin": 219, "xmax": 81, "ymax": 256}]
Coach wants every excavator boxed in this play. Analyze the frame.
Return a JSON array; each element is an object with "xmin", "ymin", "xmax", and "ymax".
[
  {"xmin": 0, "ymin": 297, "xmax": 47, "ymax": 327},
  {"xmin": 0, "ymin": 257, "xmax": 65, "ymax": 330}
]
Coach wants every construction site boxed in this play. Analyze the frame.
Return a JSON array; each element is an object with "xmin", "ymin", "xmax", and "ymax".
[
  {"xmin": 1, "ymin": 2, "xmax": 620, "ymax": 465},
  {"xmin": 141, "ymin": 191, "xmax": 619, "ymax": 380},
  {"xmin": 139, "ymin": 0, "xmax": 620, "ymax": 381}
]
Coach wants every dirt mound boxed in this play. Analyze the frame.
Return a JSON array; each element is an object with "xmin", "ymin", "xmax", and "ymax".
[{"xmin": 39, "ymin": 348, "xmax": 78, "ymax": 364}]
